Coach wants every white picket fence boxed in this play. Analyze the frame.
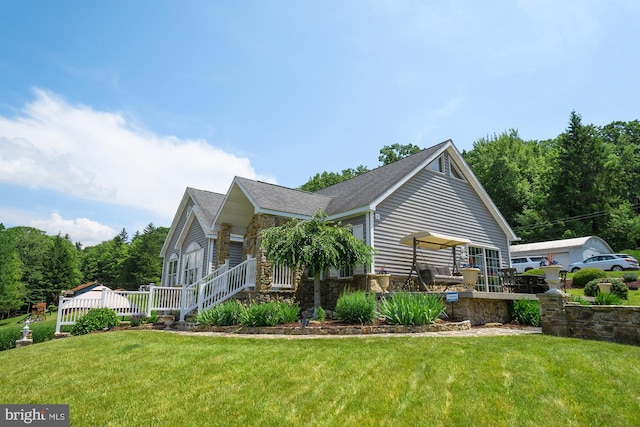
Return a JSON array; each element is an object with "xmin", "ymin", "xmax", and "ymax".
[{"xmin": 55, "ymin": 256, "xmax": 257, "ymax": 332}]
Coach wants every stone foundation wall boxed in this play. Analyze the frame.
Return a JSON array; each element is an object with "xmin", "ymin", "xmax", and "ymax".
[
  {"xmin": 445, "ymin": 294, "xmax": 512, "ymax": 326},
  {"xmin": 294, "ymin": 277, "xmax": 369, "ymax": 311},
  {"xmin": 236, "ymin": 290, "xmax": 297, "ymax": 305},
  {"xmin": 539, "ymin": 293, "xmax": 640, "ymax": 346}
]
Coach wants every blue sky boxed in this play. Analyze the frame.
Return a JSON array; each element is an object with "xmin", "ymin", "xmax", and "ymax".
[{"xmin": 1, "ymin": 1, "xmax": 639, "ymax": 246}]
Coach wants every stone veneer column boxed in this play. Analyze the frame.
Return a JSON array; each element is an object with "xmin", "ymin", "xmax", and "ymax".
[
  {"xmin": 538, "ymin": 292, "xmax": 570, "ymax": 337},
  {"xmin": 244, "ymin": 214, "xmax": 277, "ymax": 290},
  {"xmin": 216, "ymin": 223, "xmax": 232, "ymax": 267}
]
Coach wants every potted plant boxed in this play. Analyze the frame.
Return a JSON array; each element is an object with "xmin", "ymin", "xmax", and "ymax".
[
  {"xmin": 460, "ymin": 258, "xmax": 481, "ymax": 289},
  {"xmin": 597, "ymin": 279, "xmax": 612, "ymax": 294},
  {"xmin": 541, "ymin": 252, "xmax": 563, "ymax": 294},
  {"xmin": 369, "ymin": 267, "xmax": 391, "ymax": 292}
]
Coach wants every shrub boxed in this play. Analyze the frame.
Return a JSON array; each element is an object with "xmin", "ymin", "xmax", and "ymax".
[
  {"xmin": 71, "ymin": 308, "xmax": 119, "ymax": 336},
  {"xmin": 313, "ymin": 306, "xmax": 326, "ymax": 322},
  {"xmin": 379, "ymin": 292, "xmax": 446, "ymax": 326},
  {"xmin": 30, "ymin": 322, "xmax": 56, "ymax": 343},
  {"xmin": 197, "ymin": 300, "xmax": 243, "ymax": 326},
  {"xmin": 569, "ymin": 295, "xmax": 591, "ymax": 305},
  {"xmin": 130, "ymin": 314, "xmax": 147, "ymax": 327},
  {"xmin": 595, "ymin": 292, "xmax": 623, "ymax": 306},
  {"xmin": 622, "ymin": 272, "xmax": 637, "ymax": 283},
  {"xmin": 584, "ymin": 278, "xmax": 629, "ymax": 300},
  {"xmin": 0, "ymin": 328, "xmax": 21, "ymax": 351},
  {"xmin": 335, "ymin": 291, "xmax": 377, "ymax": 324},
  {"xmin": 239, "ymin": 301, "xmax": 300, "ymax": 327},
  {"xmin": 610, "ymin": 278, "xmax": 629, "ymax": 300},
  {"xmin": 510, "ymin": 299, "xmax": 540, "ymax": 327},
  {"xmin": 583, "ymin": 279, "xmax": 600, "ymax": 297},
  {"xmin": 571, "ymin": 268, "xmax": 606, "ymax": 288},
  {"xmin": 147, "ymin": 311, "xmax": 159, "ymax": 324}
]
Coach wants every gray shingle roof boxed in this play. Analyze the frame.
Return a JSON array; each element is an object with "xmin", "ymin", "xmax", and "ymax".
[
  {"xmin": 187, "ymin": 187, "xmax": 225, "ymax": 230},
  {"xmin": 235, "ymin": 177, "xmax": 332, "ymax": 216},
  {"xmin": 314, "ymin": 141, "xmax": 447, "ymax": 214}
]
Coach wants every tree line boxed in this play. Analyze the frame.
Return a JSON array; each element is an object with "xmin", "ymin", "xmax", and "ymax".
[
  {"xmin": 464, "ymin": 112, "xmax": 640, "ymax": 250},
  {"xmin": 299, "ymin": 112, "xmax": 640, "ymax": 251},
  {"xmin": 0, "ymin": 223, "xmax": 167, "ymax": 318}
]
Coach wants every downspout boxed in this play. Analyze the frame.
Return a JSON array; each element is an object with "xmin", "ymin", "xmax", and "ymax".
[{"xmin": 368, "ymin": 211, "xmax": 375, "ymax": 274}]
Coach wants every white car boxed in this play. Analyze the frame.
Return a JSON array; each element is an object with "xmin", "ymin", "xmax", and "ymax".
[
  {"xmin": 568, "ymin": 254, "xmax": 640, "ymax": 273},
  {"xmin": 510, "ymin": 256, "xmax": 546, "ymax": 274}
]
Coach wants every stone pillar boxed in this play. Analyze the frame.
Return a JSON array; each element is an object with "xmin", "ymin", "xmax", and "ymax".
[
  {"xmin": 216, "ymin": 223, "xmax": 232, "ymax": 267},
  {"xmin": 243, "ymin": 214, "xmax": 278, "ymax": 290},
  {"xmin": 538, "ymin": 292, "xmax": 570, "ymax": 337}
]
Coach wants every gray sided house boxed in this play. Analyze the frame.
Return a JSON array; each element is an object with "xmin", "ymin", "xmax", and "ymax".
[
  {"xmin": 161, "ymin": 140, "xmax": 518, "ymax": 304},
  {"xmin": 159, "ymin": 187, "xmax": 244, "ymax": 288}
]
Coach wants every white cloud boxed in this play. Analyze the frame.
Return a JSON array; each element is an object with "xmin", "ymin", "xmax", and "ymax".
[
  {"xmin": 0, "ymin": 89, "xmax": 273, "ymax": 220},
  {"xmin": 0, "ymin": 207, "xmax": 114, "ymax": 247},
  {"xmin": 30, "ymin": 212, "xmax": 117, "ymax": 247}
]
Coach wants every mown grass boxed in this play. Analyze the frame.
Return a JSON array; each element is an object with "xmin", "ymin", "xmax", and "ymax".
[
  {"xmin": 1, "ymin": 331, "xmax": 639, "ymax": 426},
  {"xmin": 566, "ymin": 288, "xmax": 640, "ymax": 305}
]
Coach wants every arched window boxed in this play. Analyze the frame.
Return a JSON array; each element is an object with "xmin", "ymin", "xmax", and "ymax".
[{"xmin": 183, "ymin": 242, "xmax": 203, "ymax": 286}]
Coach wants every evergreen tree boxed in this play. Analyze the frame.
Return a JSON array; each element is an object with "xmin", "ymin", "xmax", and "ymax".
[
  {"xmin": 44, "ymin": 234, "xmax": 82, "ymax": 302},
  {"xmin": 548, "ymin": 111, "xmax": 609, "ymax": 236},
  {"xmin": 120, "ymin": 224, "xmax": 168, "ymax": 285}
]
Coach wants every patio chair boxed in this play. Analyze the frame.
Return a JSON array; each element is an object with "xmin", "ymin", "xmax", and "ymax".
[
  {"xmin": 499, "ymin": 268, "xmax": 518, "ymax": 292},
  {"xmin": 32, "ymin": 302, "xmax": 47, "ymax": 321},
  {"xmin": 417, "ymin": 263, "xmax": 465, "ymax": 290}
]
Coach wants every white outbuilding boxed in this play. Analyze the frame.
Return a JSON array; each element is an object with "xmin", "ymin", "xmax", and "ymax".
[{"xmin": 510, "ymin": 236, "xmax": 614, "ymax": 267}]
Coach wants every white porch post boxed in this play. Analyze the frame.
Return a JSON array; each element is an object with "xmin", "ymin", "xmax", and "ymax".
[
  {"xmin": 179, "ymin": 284, "xmax": 187, "ymax": 322},
  {"xmin": 147, "ymin": 285, "xmax": 155, "ymax": 317},
  {"xmin": 55, "ymin": 297, "xmax": 66, "ymax": 334}
]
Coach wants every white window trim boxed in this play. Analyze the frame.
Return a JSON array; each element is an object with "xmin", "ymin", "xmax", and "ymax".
[{"xmin": 183, "ymin": 242, "xmax": 204, "ymax": 286}]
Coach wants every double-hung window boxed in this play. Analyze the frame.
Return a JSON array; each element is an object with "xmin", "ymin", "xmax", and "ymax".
[
  {"xmin": 183, "ymin": 242, "xmax": 204, "ymax": 286},
  {"xmin": 167, "ymin": 254, "xmax": 178, "ymax": 287}
]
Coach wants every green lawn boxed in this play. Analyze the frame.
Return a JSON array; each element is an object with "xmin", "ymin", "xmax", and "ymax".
[
  {"xmin": 565, "ymin": 288, "xmax": 640, "ymax": 305},
  {"xmin": 1, "ymin": 331, "xmax": 639, "ymax": 426}
]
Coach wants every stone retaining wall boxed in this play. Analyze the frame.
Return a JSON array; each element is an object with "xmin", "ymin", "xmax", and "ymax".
[
  {"xmin": 235, "ymin": 288, "xmax": 526, "ymax": 327},
  {"xmin": 539, "ymin": 293, "xmax": 640, "ymax": 346},
  {"xmin": 196, "ymin": 320, "xmax": 471, "ymax": 336}
]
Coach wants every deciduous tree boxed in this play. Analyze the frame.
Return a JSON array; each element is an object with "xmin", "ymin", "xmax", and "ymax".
[{"xmin": 260, "ymin": 210, "xmax": 374, "ymax": 308}]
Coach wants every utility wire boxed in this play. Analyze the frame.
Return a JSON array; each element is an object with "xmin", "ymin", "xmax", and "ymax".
[{"xmin": 512, "ymin": 202, "xmax": 640, "ymax": 232}]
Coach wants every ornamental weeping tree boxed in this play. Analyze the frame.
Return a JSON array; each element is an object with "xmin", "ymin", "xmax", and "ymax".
[{"xmin": 259, "ymin": 210, "xmax": 374, "ymax": 309}]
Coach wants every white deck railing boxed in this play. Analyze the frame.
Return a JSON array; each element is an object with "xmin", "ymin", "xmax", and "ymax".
[
  {"xmin": 181, "ymin": 260, "xmax": 230, "ymax": 320},
  {"xmin": 272, "ymin": 264, "xmax": 295, "ymax": 289},
  {"xmin": 183, "ymin": 256, "xmax": 256, "ymax": 320},
  {"xmin": 55, "ymin": 286, "xmax": 182, "ymax": 333},
  {"xmin": 56, "ymin": 257, "xmax": 257, "ymax": 332}
]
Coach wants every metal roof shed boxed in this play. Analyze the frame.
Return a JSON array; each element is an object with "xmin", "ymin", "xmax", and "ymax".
[{"xmin": 510, "ymin": 236, "xmax": 613, "ymax": 267}]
